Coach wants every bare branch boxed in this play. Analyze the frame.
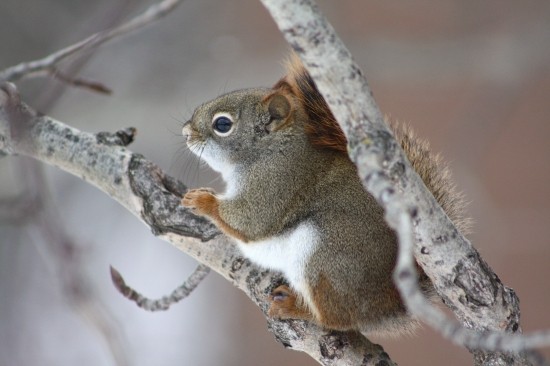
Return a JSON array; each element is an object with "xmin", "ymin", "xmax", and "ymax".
[
  {"xmin": 259, "ymin": 0, "xmax": 549, "ymax": 364},
  {"xmin": 110, "ymin": 264, "xmax": 211, "ymax": 311},
  {"xmin": 0, "ymin": 0, "xmax": 184, "ymax": 84}
]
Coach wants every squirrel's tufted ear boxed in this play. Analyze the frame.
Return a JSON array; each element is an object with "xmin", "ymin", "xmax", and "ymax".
[
  {"xmin": 263, "ymin": 92, "xmax": 292, "ymax": 132},
  {"xmin": 268, "ymin": 93, "xmax": 291, "ymax": 120}
]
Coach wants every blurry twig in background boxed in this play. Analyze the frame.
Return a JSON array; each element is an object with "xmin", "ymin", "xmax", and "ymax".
[
  {"xmin": 50, "ymin": 67, "xmax": 112, "ymax": 95},
  {"xmin": 0, "ymin": 0, "xmax": 184, "ymax": 91},
  {"xmin": 29, "ymin": 190, "xmax": 131, "ymax": 366}
]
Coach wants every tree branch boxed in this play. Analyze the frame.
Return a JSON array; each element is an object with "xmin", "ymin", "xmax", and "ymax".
[
  {"xmin": 0, "ymin": 82, "xmax": 396, "ymax": 366},
  {"xmin": 259, "ymin": 0, "xmax": 550, "ymax": 364}
]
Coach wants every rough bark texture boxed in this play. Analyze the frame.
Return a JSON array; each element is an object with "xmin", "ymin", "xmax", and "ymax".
[
  {"xmin": 0, "ymin": 82, "xmax": 395, "ymax": 366},
  {"xmin": 259, "ymin": 0, "xmax": 535, "ymax": 364}
]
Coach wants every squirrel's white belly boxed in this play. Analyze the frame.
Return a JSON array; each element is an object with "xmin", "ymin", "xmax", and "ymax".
[{"xmin": 236, "ymin": 221, "xmax": 319, "ymax": 304}]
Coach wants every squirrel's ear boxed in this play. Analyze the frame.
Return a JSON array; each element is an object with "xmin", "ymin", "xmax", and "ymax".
[
  {"xmin": 264, "ymin": 92, "xmax": 292, "ymax": 132},
  {"xmin": 268, "ymin": 93, "xmax": 291, "ymax": 120}
]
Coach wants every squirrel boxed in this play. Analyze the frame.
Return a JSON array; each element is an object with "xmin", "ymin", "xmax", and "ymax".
[{"xmin": 181, "ymin": 54, "xmax": 468, "ymax": 336}]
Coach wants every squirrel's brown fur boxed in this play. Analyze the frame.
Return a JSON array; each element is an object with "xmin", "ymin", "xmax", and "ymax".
[
  {"xmin": 274, "ymin": 54, "xmax": 348, "ymax": 154},
  {"xmin": 275, "ymin": 54, "xmax": 470, "ymax": 234}
]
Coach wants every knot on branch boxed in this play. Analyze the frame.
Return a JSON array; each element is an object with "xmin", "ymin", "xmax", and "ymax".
[
  {"xmin": 96, "ymin": 127, "xmax": 137, "ymax": 147},
  {"xmin": 320, "ymin": 331, "xmax": 351, "ymax": 360},
  {"xmin": 127, "ymin": 154, "xmax": 220, "ymax": 241},
  {"xmin": 454, "ymin": 254, "xmax": 499, "ymax": 308}
]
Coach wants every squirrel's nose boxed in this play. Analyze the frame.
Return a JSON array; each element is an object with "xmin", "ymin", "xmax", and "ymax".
[{"xmin": 181, "ymin": 121, "xmax": 192, "ymax": 137}]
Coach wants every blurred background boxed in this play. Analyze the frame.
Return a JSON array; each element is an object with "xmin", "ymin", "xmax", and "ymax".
[{"xmin": 1, "ymin": 0, "xmax": 549, "ymax": 365}]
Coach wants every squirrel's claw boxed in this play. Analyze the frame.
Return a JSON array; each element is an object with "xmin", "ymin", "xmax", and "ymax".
[{"xmin": 181, "ymin": 188, "xmax": 218, "ymax": 216}]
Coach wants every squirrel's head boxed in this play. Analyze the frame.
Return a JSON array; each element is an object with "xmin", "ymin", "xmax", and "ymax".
[
  {"xmin": 182, "ymin": 54, "xmax": 347, "ymax": 177},
  {"xmin": 182, "ymin": 86, "xmax": 307, "ymax": 176}
]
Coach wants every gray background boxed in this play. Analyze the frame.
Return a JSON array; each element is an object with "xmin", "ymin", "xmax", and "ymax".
[{"xmin": 1, "ymin": 1, "xmax": 549, "ymax": 365}]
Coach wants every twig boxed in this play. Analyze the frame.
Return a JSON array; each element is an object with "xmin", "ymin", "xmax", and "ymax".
[
  {"xmin": 110, "ymin": 264, "xmax": 211, "ymax": 311},
  {"xmin": 50, "ymin": 67, "xmax": 112, "ymax": 94},
  {"xmin": 0, "ymin": 0, "xmax": 183, "ymax": 84}
]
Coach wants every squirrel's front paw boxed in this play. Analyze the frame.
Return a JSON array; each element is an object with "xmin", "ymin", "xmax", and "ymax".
[{"xmin": 181, "ymin": 188, "xmax": 218, "ymax": 216}]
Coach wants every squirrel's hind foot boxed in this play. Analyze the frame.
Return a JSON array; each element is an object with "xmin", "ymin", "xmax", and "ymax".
[{"xmin": 268, "ymin": 285, "xmax": 314, "ymax": 322}]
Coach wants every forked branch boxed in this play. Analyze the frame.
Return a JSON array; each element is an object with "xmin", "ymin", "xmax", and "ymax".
[{"xmin": 0, "ymin": 0, "xmax": 184, "ymax": 89}]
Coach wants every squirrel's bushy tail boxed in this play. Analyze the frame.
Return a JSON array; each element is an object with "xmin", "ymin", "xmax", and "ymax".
[{"xmin": 388, "ymin": 120, "xmax": 471, "ymax": 235}]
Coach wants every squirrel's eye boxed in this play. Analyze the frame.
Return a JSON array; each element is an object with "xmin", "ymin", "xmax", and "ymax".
[{"xmin": 212, "ymin": 113, "xmax": 234, "ymax": 136}]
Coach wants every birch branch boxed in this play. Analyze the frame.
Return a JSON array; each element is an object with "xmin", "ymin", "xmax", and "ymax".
[
  {"xmin": 0, "ymin": 82, "xmax": 395, "ymax": 366},
  {"xmin": 259, "ymin": 0, "xmax": 550, "ymax": 364}
]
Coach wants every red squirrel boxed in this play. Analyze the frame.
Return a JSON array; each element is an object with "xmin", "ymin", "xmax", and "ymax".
[{"xmin": 181, "ymin": 54, "xmax": 468, "ymax": 336}]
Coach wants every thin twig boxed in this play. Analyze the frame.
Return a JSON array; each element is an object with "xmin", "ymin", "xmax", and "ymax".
[
  {"xmin": 110, "ymin": 264, "xmax": 210, "ymax": 311},
  {"xmin": 0, "ymin": 0, "xmax": 183, "ymax": 84},
  {"xmin": 50, "ymin": 67, "xmax": 112, "ymax": 94}
]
